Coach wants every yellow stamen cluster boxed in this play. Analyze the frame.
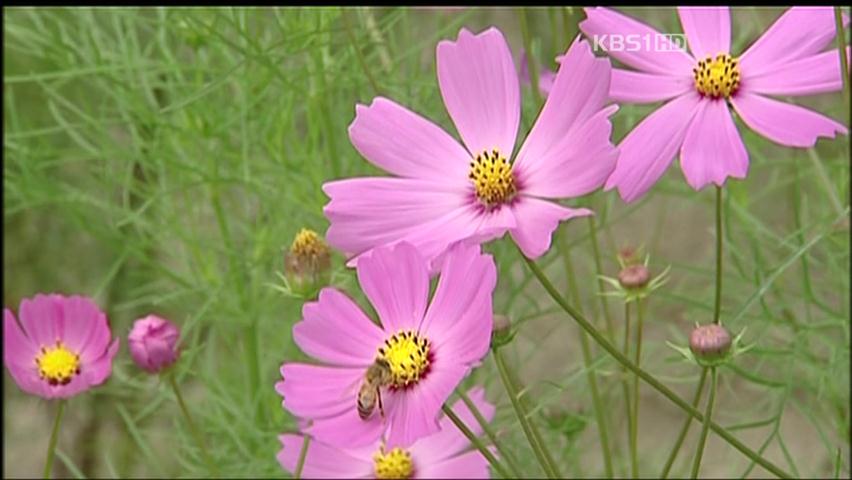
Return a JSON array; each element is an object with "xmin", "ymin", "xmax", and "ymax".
[
  {"xmin": 693, "ymin": 53, "xmax": 740, "ymax": 99},
  {"xmin": 469, "ymin": 149, "xmax": 516, "ymax": 208},
  {"xmin": 35, "ymin": 342, "xmax": 80, "ymax": 386},
  {"xmin": 377, "ymin": 330, "xmax": 430, "ymax": 388},
  {"xmin": 373, "ymin": 447, "xmax": 414, "ymax": 479},
  {"xmin": 289, "ymin": 228, "xmax": 329, "ymax": 259}
]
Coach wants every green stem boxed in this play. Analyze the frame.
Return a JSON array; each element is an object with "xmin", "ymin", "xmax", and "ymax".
[
  {"xmin": 294, "ymin": 435, "xmax": 310, "ymax": 479},
  {"xmin": 518, "ymin": 8, "xmax": 543, "ymax": 109},
  {"xmin": 589, "ymin": 216, "xmax": 616, "ymax": 343},
  {"xmin": 458, "ymin": 390, "xmax": 524, "ymax": 478},
  {"xmin": 559, "ymin": 233, "xmax": 614, "ymax": 477},
  {"xmin": 835, "ymin": 7, "xmax": 850, "ymax": 125},
  {"xmin": 713, "ymin": 186, "xmax": 723, "ymax": 325},
  {"xmin": 168, "ymin": 373, "xmax": 217, "ymax": 474},
  {"xmin": 622, "ymin": 302, "xmax": 635, "ymax": 476},
  {"xmin": 442, "ymin": 403, "xmax": 512, "ymax": 479},
  {"xmin": 631, "ymin": 299, "xmax": 645, "ymax": 478},
  {"xmin": 660, "ymin": 369, "xmax": 709, "ymax": 478},
  {"xmin": 561, "ymin": 7, "xmax": 577, "ymax": 46},
  {"xmin": 43, "ymin": 400, "xmax": 67, "ymax": 479},
  {"xmin": 690, "ymin": 368, "xmax": 718, "ymax": 478},
  {"xmin": 341, "ymin": 8, "xmax": 381, "ymax": 96},
  {"xmin": 493, "ymin": 347, "xmax": 561, "ymax": 478},
  {"xmin": 520, "ymin": 252, "xmax": 792, "ymax": 479}
]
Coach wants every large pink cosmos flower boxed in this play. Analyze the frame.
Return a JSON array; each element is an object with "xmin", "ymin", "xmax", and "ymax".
[
  {"xmin": 323, "ymin": 27, "xmax": 618, "ymax": 267},
  {"xmin": 276, "ymin": 241, "xmax": 495, "ymax": 448},
  {"xmin": 277, "ymin": 387, "xmax": 495, "ymax": 479},
  {"xmin": 579, "ymin": 6, "xmax": 849, "ymax": 202},
  {"xmin": 4, "ymin": 294, "xmax": 120, "ymax": 399}
]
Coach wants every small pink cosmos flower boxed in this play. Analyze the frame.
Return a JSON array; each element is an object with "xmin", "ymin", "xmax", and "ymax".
[
  {"xmin": 324, "ymin": 27, "xmax": 618, "ymax": 267},
  {"xmin": 580, "ymin": 6, "xmax": 849, "ymax": 202},
  {"xmin": 277, "ymin": 387, "xmax": 495, "ymax": 479},
  {"xmin": 128, "ymin": 315, "xmax": 180, "ymax": 373},
  {"xmin": 3, "ymin": 293, "xmax": 120, "ymax": 399},
  {"xmin": 276, "ymin": 241, "xmax": 495, "ymax": 448}
]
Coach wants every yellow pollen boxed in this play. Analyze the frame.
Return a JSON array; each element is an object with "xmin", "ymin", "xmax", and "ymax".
[
  {"xmin": 693, "ymin": 53, "xmax": 740, "ymax": 99},
  {"xmin": 373, "ymin": 447, "xmax": 414, "ymax": 479},
  {"xmin": 377, "ymin": 330, "xmax": 430, "ymax": 388},
  {"xmin": 289, "ymin": 228, "xmax": 329, "ymax": 259},
  {"xmin": 468, "ymin": 149, "xmax": 516, "ymax": 208},
  {"xmin": 35, "ymin": 342, "xmax": 80, "ymax": 386}
]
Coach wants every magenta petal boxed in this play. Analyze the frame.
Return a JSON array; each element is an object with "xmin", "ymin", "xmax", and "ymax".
[
  {"xmin": 293, "ymin": 289, "xmax": 385, "ymax": 367},
  {"xmin": 5, "ymin": 362, "xmax": 48, "ymax": 398},
  {"xmin": 509, "ymin": 198, "xmax": 592, "ymax": 259},
  {"xmin": 606, "ymin": 92, "xmax": 703, "ymax": 202},
  {"xmin": 580, "ymin": 7, "xmax": 694, "ymax": 76},
  {"xmin": 437, "ymin": 27, "xmax": 520, "ymax": 158},
  {"xmin": 610, "ymin": 68, "xmax": 693, "ymax": 104},
  {"xmin": 348, "ymin": 97, "xmax": 471, "ymax": 182},
  {"xmin": 415, "ymin": 451, "xmax": 491, "ymax": 479},
  {"xmin": 305, "ymin": 402, "xmax": 389, "ymax": 448},
  {"xmin": 80, "ymin": 338, "xmax": 119, "ymax": 387},
  {"xmin": 739, "ymin": 7, "xmax": 849, "ymax": 76},
  {"xmin": 4, "ymin": 309, "xmax": 38, "ymax": 369},
  {"xmin": 277, "ymin": 434, "xmax": 372, "ymax": 479},
  {"xmin": 278, "ymin": 363, "xmax": 364, "ymax": 419},
  {"xmin": 677, "ymin": 7, "xmax": 731, "ymax": 60},
  {"xmin": 731, "ymin": 92, "xmax": 848, "ymax": 147},
  {"xmin": 743, "ymin": 47, "xmax": 850, "ymax": 97},
  {"xmin": 18, "ymin": 294, "xmax": 61, "ymax": 347},
  {"xmin": 357, "ymin": 243, "xmax": 429, "ymax": 333},
  {"xmin": 680, "ymin": 100, "xmax": 748, "ymax": 190},
  {"xmin": 411, "ymin": 387, "xmax": 495, "ymax": 465}
]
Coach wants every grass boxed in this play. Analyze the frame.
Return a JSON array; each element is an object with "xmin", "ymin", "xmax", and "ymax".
[{"xmin": 3, "ymin": 6, "xmax": 850, "ymax": 479}]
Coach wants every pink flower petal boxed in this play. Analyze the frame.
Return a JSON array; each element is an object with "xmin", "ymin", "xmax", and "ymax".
[
  {"xmin": 305, "ymin": 401, "xmax": 390, "ymax": 448},
  {"xmin": 62, "ymin": 296, "xmax": 111, "ymax": 364},
  {"xmin": 411, "ymin": 387, "xmax": 495, "ymax": 465},
  {"xmin": 677, "ymin": 7, "xmax": 731, "ymax": 60},
  {"xmin": 580, "ymin": 7, "xmax": 695, "ymax": 76},
  {"xmin": 348, "ymin": 97, "xmax": 472, "ymax": 182},
  {"xmin": 277, "ymin": 363, "xmax": 365, "ymax": 419},
  {"xmin": 437, "ymin": 27, "xmax": 520, "ymax": 158},
  {"xmin": 277, "ymin": 434, "xmax": 372, "ymax": 479},
  {"xmin": 610, "ymin": 68, "xmax": 693, "ymax": 104},
  {"xmin": 731, "ymin": 92, "xmax": 848, "ymax": 147},
  {"xmin": 606, "ymin": 92, "xmax": 703, "ymax": 202},
  {"xmin": 739, "ymin": 7, "xmax": 849, "ymax": 76},
  {"xmin": 18, "ymin": 293, "xmax": 61, "ymax": 347},
  {"xmin": 414, "ymin": 451, "xmax": 491, "ymax": 479},
  {"xmin": 357, "ymin": 243, "xmax": 429, "ymax": 333},
  {"xmin": 293, "ymin": 289, "xmax": 386, "ymax": 367},
  {"xmin": 5, "ymin": 362, "xmax": 48, "ymax": 398},
  {"xmin": 679, "ymin": 99, "xmax": 748, "ymax": 190},
  {"xmin": 742, "ymin": 47, "xmax": 851, "ymax": 97},
  {"xmin": 80, "ymin": 338, "xmax": 119, "ymax": 388},
  {"xmin": 4, "ymin": 309, "xmax": 38, "ymax": 369},
  {"xmin": 509, "ymin": 198, "xmax": 593, "ymax": 259}
]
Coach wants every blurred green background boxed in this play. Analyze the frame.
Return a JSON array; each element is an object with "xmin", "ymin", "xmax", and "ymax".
[{"xmin": 3, "ymin": 7, "xmax": 850, "ymax": 478}]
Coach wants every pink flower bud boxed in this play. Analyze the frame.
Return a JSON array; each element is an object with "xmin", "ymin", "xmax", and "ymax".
[
  {"xmin": 618, "ymin": 264, "xmax": 650, "ymax": 289},
  {"xmin": 689, "ymin": 324, "xmax": 732, "ymax": 362},
  {"xmin": 128, "ymin": 315, "xmax": 180, "ymax": 373}
]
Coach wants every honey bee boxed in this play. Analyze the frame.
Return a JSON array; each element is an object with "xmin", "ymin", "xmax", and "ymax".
[{"xmin": 357, "ymin": 358, "xmax": 393, "ymax": 420}]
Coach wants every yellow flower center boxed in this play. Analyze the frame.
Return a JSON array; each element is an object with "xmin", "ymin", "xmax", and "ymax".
[
  {"xmin": 373, "ymin": 447, "xmax": 414, "ymax": 479},
  {"xmin": 377, "ymin": 330, "xmax": 430, "ymax": 388},
  {"xmin": 468, "ymin": 149, "xmax": 516, "ymax": 208},
  {"xmin": 693, "ymin": 53, "xmax": 740, "ymax": 99},
  {"xmin": 289, "ymin": 228, "xmax": 329, "ymax": 259},
  {"xmin": 36, "ymin": 342, "xmax": 80, "ymax": 386}
]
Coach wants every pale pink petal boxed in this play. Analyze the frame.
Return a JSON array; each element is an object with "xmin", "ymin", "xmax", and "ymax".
[
  {"xmin": 348, "ymin": 97, "xmax": 472, "ymax": 181},
  {"xmin": 680, "ymin": 99, "xmax": 748, "ymax": 190},
  {"xmin": 277, "ymin": 434, "xmax": 372, "ymax": 479},
  {"xmin": 610, "ymin": 68, "xmax": 694, "ymax": 104},
  {"xmin": 739, "ymin": 7, "xmax": 849, "ymax": 76},
  {"xmin": 80, "ymin": 338, "xmax": 119, "ymax": 388},
  {"xmin": 305, "ymin": 401, "xmax": 390, "ymax": 448},
  {"xmin": 513, "ymin": 37, "xmax": 612, "ymax": 179},
  {"xmin": 437, "ymin": 27, "xmax": 520, "ymax": 158},
  {"xmin": 18, "ymin": 293, "xmax": 61, "ymax": 347},
  {"xmin": 411, "ymin": 387, "xmax": 495, "ymax": 464},
  {"xmin": 292, "ymin": 289, "xmax": 386, "ymax": 367},
  {"xmin": 580, "ymin": 7, "xmax": 695, "ymax": 75},
  {"xmin": 277, "ymin": 363, "xmax": 364, "ymax": 419},
  {"xmin": 357, "ymin": 243, "xmax": 429, "ymax": 333},
  {"xmin": 731, "ymin": 92, "xmax": 848, "ymax": 147},
  {"xmin": 5, "ymin": 362, "xmax": 49, "ymax": 398},
  {"xmin": 509, "ymin": 198, "xmax": 592, "ymax": 259},
  {"xmin": 678, "ymin": 7, "xmax": 731, "ymax": 60},
  {"xmin": 743, "ymin": 47, "xmax": 850, "ymax": 97},
  {"xmin": 4, "ymin": 309, "xmax": 38, "ymax": 369},
  {"xmin": 415, "ymin": 451, "xmax": 491, "ymax": 479},
  {"xmin": 62, "ymin": 296, "xmax": 111, "ymax": 364},
  {"xmin": 517, "ymin": 105, "xmax": 618, "ymax": 199},
  {"xmin": 606, "ymin": 92, "xmax": 703, "ymax": 202}
]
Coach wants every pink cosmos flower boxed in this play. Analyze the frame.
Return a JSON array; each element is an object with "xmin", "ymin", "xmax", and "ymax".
[
  {"xmin": 324, "ymin": 27, "xmax": 618, "ymax": 267},
  {"xmin": 276, "ymin": 241, "xmax": 495, "ymax": 448},
  {"xmin": 579, "ymin": 6, "xmax": 849, "ymax": 202},
  {"xmin": 128, "ymin": 314, "xmax": 180, "ymax": 373},
  {"xmin": 4, "ymin": 293, "xmax": 120, "ymax": 399},
  {"xmin": 277, "ymin": 387, "xmax": 495, "ymax": 479}
]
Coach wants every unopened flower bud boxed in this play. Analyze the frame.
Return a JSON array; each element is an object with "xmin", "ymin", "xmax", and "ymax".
[
  {"xmin": 689, "ymin": 324, "xmax": 732, "ymax": 363},
  {"xmin": 491, "ymin": 314, "xmax": 513, "ymax": 348},
  {"xmin": 284, "ymin": 228, "xmax": 332, "ymax": 295},
  {"xmin": 618, "ymin": 264, "xmax": 650, "ymax": 289},
  {"xmin": 128, "ymin": 315, "xmax": 180, "ymax": 373},
  {"xmin": 618, "ymin": 246, "xmax": 639, "ymax": 266}
]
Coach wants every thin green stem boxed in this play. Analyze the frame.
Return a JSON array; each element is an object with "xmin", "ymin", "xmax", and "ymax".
[
  {"xmin": 168, "ymin": 373, "xmax": 217, "ymax": 474},
  {"xmin": 493, "ymin": 347, "xmax": 561, "ymax": 478},
  {"xmin": 559, "ymin": 229, "xmax": 614, "ymax": 477},
  {"xmin": 589, "ymin": 216, "xmax": 616, "ymax": 343},
  {"xmin": 622, "ymin": 301, "xmax": 635, "ymax": 476},
  {"xmin": 713, "ymin": 186, "xmax": 723, "ymax": 325},
  {"xmin": 835, "ymin": 7, "xmax": 850, "ymax": 125},
  {"xmin": 294, "ymin": 435, "xmax": 310, "ymax": 479},
  {"xmin": 442, "ymin": 403, "xmax": 512, "ymax": 479},
  {"xmin": 458, "ymin": 389, "xmax": 524, "ymax": 478},
  {"xmin": 660, "ymin": 369, "xmax": 709, "ymax": 478},
  {"xmin": 43, "ymin": 400, "xmax": 67, "ymax": 479},
  {"xmin": 518, "ymin": 8, "xmax": 543, "ymax": 109},
  {"xmin": 631, "ymin": 299, "xmax": 645, "ymax": 478},
  {"xmin": 690, "ymin": 368, "xmax": 718, "ymax": 478},
  {"xmin": 520, "ymin": 252, "xmax": 793, "ymax": 479},
  {"xmin": 561, "ymin": 7, "xmax": 577, "ymax": 46},
  {"xmin": 341, "ymin": 8, "xmax": 381, "ymax": 96}
]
